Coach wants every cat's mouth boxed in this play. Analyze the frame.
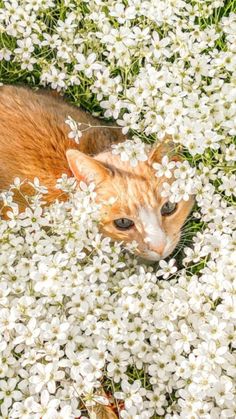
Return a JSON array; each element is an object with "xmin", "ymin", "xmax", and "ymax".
[
  {"xmin": 140, "ymin": 250, "xmax": 162, "ymax": 262},
  {"xmin": 137, "ymin": 237, "xmax": 178, "ymax": 262}
]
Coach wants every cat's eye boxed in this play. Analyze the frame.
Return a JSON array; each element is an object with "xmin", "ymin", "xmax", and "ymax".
[
  {"xmin": 114, "ymin": 218, "xmax": 134, "ymax": 230},
  {"xmin": 161, "ymin": 201, "xmax": 177, "ymax": 216}
]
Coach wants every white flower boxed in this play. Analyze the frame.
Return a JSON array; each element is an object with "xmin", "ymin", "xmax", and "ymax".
[
  {"xmin": 28, "ymin": 390, "xmax": 59, "ymax": 418},
  {"xmin": 75, "ymin": 53, "xmax": 101, "ymax": 78},
  {"xmin": 41, "ymin": 66, "xmax": 66, "ymax": 90},
  {"xmin": 172, "ymin": 323, "xmax": 197, "ymax": 353},
  {"xmin": 41, "ymin": 318, "xmax": 70, "ymax": 344},
  {"xmin": 195, "ymin": 341, "xmax": 228, "ymax": 365},
  {"xmin": 13, "ymin": 318, "xmax": 41, "ymax": 346},
  {"xmin": 65, "ymin": 116, "xmax": 82, "ymax": 144},
  {"xmin": 217, "ymin": 295, "xmax": 236, "ymax": 320},
  {"xmin": 11, "ymin": 397, "xmax": 40, "ymax": 419},
  {"xmin": 209, "ymin": 376, "xmax": 234, "ymax": 406},
  {"xmin": 84, "ymin": 256, "xmax": 110, "ymax": 283},
  {"xmin": 29, "ymin": 363, "xmax": 65, "ymax": 393},
  {"xmin": 146, "ymin": 388, "xmax": 167, "ymax": 416},
  {"xmin": 0, "ymin": 47, "xmax": 11, "ymax": 61},
  {"xmin": 0, "ymin": 308, "xmax": 18, "ymax": 332},
  {"xmin": 153, "ymin": 155, "xmax": 176, "ymax": 179},
  {"xmin": 100, "ymin": 95, "xmax": 122, "ymax": 119},
  {"xmin": 0, "ymin": 379, "xmax": 22, "ymax": 409},
  {"xmin": 225, "ymin": 144, "xmax": 236, "ymax": 161},
  {"xmin": 115, "ymin": 380, "xmax": 143, "ymax": 410},
  {"xmin": 156, "ymin": 259, "xmax": 177, "ymax": 279},
  {"xmin": 19, "ymin": 207, "xmax": 48, "ymax": 229},
  {"xmin": 109, "ymin": 3, "xmax": 136, "ymax": 24},
  {"xmin": 14, "ymin": 37, "xmax": 34, "ymax": 58},
  {"xmin": 174, "ymin": 161, "xmax": 195, "ymax": 180},
  {"xmin": 219, "ymin": 174, "xmax": 236, "ymax": 197},
  {"xmin": 199, "ymin": 315, "xmax": 226, "ymax": 341}
]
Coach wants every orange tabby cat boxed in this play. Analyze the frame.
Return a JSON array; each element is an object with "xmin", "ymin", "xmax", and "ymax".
[{"xmin": 0, "ymin": 85, "xmax": 193, "ymax": 261}]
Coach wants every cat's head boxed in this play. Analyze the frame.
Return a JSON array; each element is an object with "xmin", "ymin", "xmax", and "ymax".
[{"xmin": 66, "ymin": 142, "xmax": 194, "ymax": 261}]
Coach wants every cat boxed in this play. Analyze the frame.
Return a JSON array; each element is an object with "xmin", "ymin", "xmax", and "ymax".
[{"xmin": 0, "ymin": 85, "xmax": 194, "ymax": 261}]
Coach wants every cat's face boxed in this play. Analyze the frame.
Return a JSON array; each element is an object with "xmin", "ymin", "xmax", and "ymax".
[{"xmin": 66, "ymin": 143, "xmax": 194, "ymax": 261}]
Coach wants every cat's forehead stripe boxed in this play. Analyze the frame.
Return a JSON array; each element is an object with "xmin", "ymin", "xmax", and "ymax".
[{"xmin": 120, "ymin": 175, "xmax": 162, "ymax": 208}]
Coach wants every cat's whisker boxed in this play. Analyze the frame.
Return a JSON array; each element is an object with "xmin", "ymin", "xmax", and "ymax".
[{"xmin": 181, "ymin": 225, "xmax": 200, "ymax": 233}]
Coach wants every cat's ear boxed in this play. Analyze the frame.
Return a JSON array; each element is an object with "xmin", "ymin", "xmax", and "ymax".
[
  {"xmin": 148, "ymin": 139, "xmax": 180, "ymax": 165},
  {"xmin": 66, "ymin": 149, "xmax": 111, "ymax": 186}
]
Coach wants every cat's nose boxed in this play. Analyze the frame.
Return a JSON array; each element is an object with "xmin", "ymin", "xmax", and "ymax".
[{"xmin": 148, "ymin": 243, "xmax": 165, "ymax": 256}]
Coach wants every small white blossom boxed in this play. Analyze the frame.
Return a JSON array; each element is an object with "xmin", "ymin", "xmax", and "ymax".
[
  {"xmin": 115, "ymin": 380, "xmax": 143, "ymax": 410},
  {"xmin": 153, "ymin": 156, "xmax": 176, "ymax": 179},
  {"xmin": 65, "ymin": 116, "xmax": 82, "ymax": 144},
  {"xmin": 156, "ymin": 259, "xmax": 177, "ymax": 279}
]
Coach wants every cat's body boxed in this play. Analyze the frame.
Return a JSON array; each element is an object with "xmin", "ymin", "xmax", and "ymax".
[
  {"xmin": 0, "ymin": 85, "xmax": 194, "ymax": 261},
  {"xmin": 0, "ymin": 85, "xmax": 125, "ymax": 209}
]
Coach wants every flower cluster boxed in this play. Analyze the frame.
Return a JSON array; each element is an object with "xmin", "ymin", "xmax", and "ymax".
[
  {"xmin": 153, "ymin": 157, "xmax": 198, "ymax": 203},
  {"xmin": 0, "ymin": 176, "xmax": 235, "ymax": 419},
  {"xmin": 0, "ymin": 0, "xmax": 236, "ymax": 418},
  {"xmin": 111, "ymin": 136, "xmax": 148, "ymax": 167}
]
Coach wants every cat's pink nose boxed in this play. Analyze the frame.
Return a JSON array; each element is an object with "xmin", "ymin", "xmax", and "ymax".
[{"xmin": 148, "ymin": 244, "xmax": 165, "ymax": 255}]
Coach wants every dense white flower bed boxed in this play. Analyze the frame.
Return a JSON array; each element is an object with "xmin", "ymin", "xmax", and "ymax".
[{"xmin": 0, "ymin": 0, "xmax": 236, "ymax": 418}]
